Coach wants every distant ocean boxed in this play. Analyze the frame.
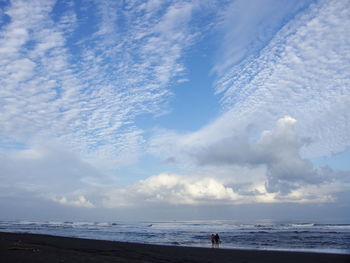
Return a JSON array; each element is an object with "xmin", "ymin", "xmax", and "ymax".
[{"xmin": 1, "ymin": 220, "xmax": 349, "ymax": 254}]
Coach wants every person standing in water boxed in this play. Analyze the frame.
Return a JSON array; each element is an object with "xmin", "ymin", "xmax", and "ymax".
[
  {"xmin": 211, "ymin": 234, "xmax": 215, "ymax": 247},
  {"xmin": 211, "ymin": 233, "xmax": 220, "ymax": 248},
  {"xmin": 214, "ymin": 233, "xmax": 220, "ymax": 247}
]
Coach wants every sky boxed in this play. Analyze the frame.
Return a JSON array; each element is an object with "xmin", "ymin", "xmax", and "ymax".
[{"xmin": 0, "ymin": 0, "xmax": 350, "ymax": 222}]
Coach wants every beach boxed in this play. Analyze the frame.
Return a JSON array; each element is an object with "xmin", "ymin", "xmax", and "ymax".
[{"xmin": 1, "ymin": 232, "xmax": 349, "ymax": 263}]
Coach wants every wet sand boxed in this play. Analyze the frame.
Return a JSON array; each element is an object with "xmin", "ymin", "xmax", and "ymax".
[{"xmin": 1, "ymin": 232, "xmax": 349, "ymax": 263}]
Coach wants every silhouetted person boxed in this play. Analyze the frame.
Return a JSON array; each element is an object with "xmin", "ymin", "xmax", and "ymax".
[
  {"xmin": 211, "ymin": 233, "xmax": 220, "ymax": 248},
  {"xmin": 214, "ymin": 233, "xmax": 220, "ymax": 246},
  {"xmin": 211, "ymin": 234, "xmax": 216, "ymax": 247}
]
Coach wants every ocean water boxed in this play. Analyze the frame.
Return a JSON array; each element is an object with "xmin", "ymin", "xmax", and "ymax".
[{"xmin": 0, "ymin": 220, "xmax": 349, "ymax": 254}]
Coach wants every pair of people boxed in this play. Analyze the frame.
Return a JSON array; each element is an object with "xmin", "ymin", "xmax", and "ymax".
[{"xmin": 211, "ymin": 233, "xmax": 220, "ymax": 247}]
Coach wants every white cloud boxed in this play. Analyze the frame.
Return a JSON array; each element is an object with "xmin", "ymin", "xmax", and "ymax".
[
  {"xmin": 99, "ymin": 167, "xmax": 346, "ymax": 208},
  {"xmin": 214, "ymin": 0, "xmax": 350, "ymax": 157},
  {"xmin": 0, "ymin": 0, "xmax": 199, "ymax": 172},
  {"xmin": 96, "ymin": 114, "xmax": 349, "ymax": 207},
  {"xmin": 149, "ymin": 116, "xmax": 348, "ymax": 200},
  {"xmin": 100, "ymin": 173, "xmax": 241, "ymax": 208},
  {"xmin": 135, "ymin": 173, "xmax": 240, "ymax": 204},
  {"xmin": 53, "ymin": 195, "xmax": 94, "ymax": 208},
  {"xmin": 213, "ymin": 0, "xmax": 312, "ymax": 75},
  {"xmin": 1, "ymin": 119, "xmax": 347, "ymax": 209},
  {"xmin": 1, "ymin": 0, "xmax": 349, "ymax": 214}
]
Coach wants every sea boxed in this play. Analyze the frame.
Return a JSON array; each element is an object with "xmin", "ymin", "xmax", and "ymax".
[{"xmin": 1, "ymin": 220, "xmax": 349, "ymax": 254}]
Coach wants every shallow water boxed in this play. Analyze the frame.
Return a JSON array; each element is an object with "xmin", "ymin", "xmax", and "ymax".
[{"xmin": 1, "ymin": 220, "xmax": 349, "ymax": 254}]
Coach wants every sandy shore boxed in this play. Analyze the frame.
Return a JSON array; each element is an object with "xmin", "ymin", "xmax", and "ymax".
[{"xmin": 1, "ymin": 232, "xmax": 349, "ymax": 263}]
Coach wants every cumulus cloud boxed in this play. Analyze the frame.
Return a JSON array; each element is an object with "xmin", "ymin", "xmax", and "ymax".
[
  {"xmin": 133, "ymin": 173, "xmax": 240, "ymax": 204},
  {"xmin": 100, "ymin": 173, "xmax": 244, "ymax": 208},
  {"xmin": 98, "ymin": 168, "xmax": 345, "ymax": 208},
  {"xmin": 150, "ymin": 116, "xmax": 348, "ymax": 200},
  {"xmin": 53, "ymin": 196, "xmax": 94, "ymax": 208},
  {"xmin": 193, "ymin": 117, "xmax": 330, "ymax": 194},
  {"xmin": 1, "ymin": 116, "xmax": 347, "ymax": 209}
]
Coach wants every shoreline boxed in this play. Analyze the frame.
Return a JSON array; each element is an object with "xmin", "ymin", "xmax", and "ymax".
[{"xmin": 1, "ymin": 231, "xmax": 349, "ymax": 263}]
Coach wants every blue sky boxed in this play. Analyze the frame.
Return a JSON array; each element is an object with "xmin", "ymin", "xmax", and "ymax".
[{"xmin": 1, "ymin": 0, "xmax": 350, "ymax": 221}]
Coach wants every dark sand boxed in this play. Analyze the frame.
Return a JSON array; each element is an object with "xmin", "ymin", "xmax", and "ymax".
[{"xmin": 1, "ymin": 232, "xmax": 349, "ymax": 263}]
